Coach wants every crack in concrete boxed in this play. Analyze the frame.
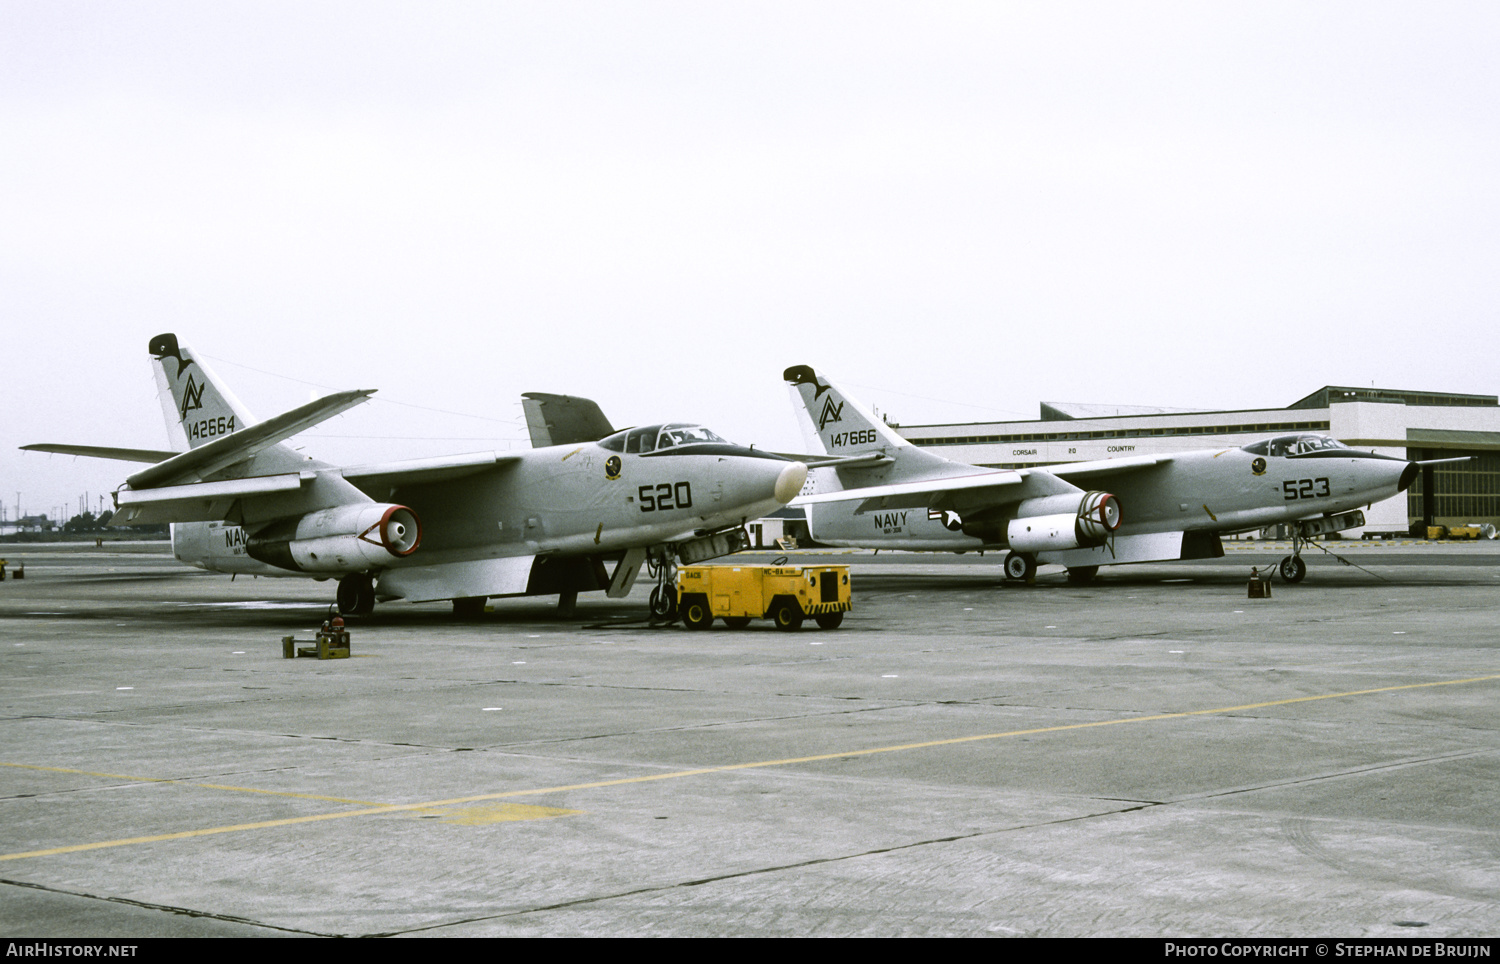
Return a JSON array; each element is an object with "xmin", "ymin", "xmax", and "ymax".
[{"xmin": 0, "ymin": 877, "xmax": 332, "ymax": 937}]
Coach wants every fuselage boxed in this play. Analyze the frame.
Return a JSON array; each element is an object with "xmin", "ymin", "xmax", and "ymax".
[
  {"xmin": 805, "ymin": 436, "xmax": 1415, "ymax": 551},
  {"xmin": 174, "ymin": 434, "xmax": 802, "ymax": 576}
]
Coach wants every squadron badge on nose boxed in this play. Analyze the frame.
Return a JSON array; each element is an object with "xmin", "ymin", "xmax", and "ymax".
[
  {"xmin": 1251, "ymin": 457, "xmax": 1267, "ymax": 476},
  {"xmin": 605, "ymin": 455, "xmax": 622, "ymax": 480}
]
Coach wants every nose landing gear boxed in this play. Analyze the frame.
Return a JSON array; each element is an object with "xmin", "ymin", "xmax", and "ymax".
[
  {"xmin": 646, "ymin": 547, "xmax": 678, "ymax": 621},
  {"xmin": 1278, "ymin": 510, "xmax": 1384, "ymax": 585}
]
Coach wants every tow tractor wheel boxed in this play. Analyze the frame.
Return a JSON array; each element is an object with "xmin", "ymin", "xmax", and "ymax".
[
  {"xmin": 649, "ymin": 585, "xmax": 678, "ymax": 620},
  {"xmin": 1004, "ymin": 551, "xmax": 1037, "ymax": 582},
  {"xmin": 771, "ymin": 599, "xmax": 804, "ymax": 632},
  {"xmin": 814, "ymin": 612, "xmax": 844, "ymax": 630},
  {"xmin": 1279, "ymin": 555, "xmax": 1307, "ymax": 584},
  {"xmin": 681, "ymin": 594, "xmax": 714, "ymax": 630}
]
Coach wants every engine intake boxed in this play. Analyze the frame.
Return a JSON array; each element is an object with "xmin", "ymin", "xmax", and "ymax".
[
  {"xmin": 1006, "ymin": 490, "xmax": 1120, "ymax": 553},
  {"xmin": 247, "ymin": 503, "xmax": 421, "ymax": 573}
]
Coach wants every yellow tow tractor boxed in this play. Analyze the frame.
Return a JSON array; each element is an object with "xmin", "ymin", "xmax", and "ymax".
[{"xmin": 675, "ymin": 563, "xmax": 851, "ymax": 631}]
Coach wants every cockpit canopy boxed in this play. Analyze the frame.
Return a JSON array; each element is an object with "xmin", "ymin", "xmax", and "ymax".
[
  {"xmin": 598, "ymin": 423, "xmax": 729, "ymax": 454},
  {"xmin": 1241, "ymin": 434, "xmax": 1349, "ymax": 458}
]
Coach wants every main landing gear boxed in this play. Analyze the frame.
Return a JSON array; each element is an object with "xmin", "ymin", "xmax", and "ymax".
[
  {"xmin": 1066, "ymin": 565, "xmax": 1099, "ymax": 585},
  {"xmin": 1003, "ymin": 551, "xmax": 1037, "ymax": 582},
  {"xmin": 336, "ymin": 573, "xmax": 376, "ymax": 615},
  {"xmin": 451, "ymin": 596, "xmax": 487, "ymax": 618}
]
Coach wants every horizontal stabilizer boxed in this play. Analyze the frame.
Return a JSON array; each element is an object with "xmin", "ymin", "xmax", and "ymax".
[
  {"xmin": 769, "ymin": 451, "xmax": 890, "ymax": 469},
  {"xmin": 20, "ymin": 444, "xmax": 176, "ymax": 464},
  {"xmin": 796, "ymin": 470, "xmax": 1027, "ymax": 513},
  {"xmin": 112, "ymin": 473, "xmax": 308, "ymax": 525},
  {"xmin": 127, "ymin": 389, "xmax": 374, "ymax": 489}
]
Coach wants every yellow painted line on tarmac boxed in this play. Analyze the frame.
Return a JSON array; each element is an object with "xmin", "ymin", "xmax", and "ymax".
[
  {"xmin": 435, "ymin": 803, "xmax": 582, "ymax": 825},
  {"xmin": 0, "ymin": 761, "xmax": 383, "ymax": 807},
  {"xmin": 3, "ymin": 672, "xmax": 1496, "ymax": 862}
]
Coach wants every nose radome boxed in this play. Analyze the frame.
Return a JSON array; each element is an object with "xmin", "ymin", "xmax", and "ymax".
[{"xmin": 774, "ymin": 461, "xmax": 809, "ymax": 504}]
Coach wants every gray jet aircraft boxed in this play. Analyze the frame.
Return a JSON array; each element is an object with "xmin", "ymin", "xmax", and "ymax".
[
  {"xmin": 784, "ymin": 365, "xmax": 1441, "ymax": 584},
  {"xmin": 21, "ymin": 335, "xmax": 806, "ymax": 616}
]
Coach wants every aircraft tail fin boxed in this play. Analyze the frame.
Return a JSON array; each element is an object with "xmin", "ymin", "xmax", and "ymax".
[
  {"xmin": 783, "ymin": 365, "xmax": 974, "ymax": 492},
  {"xmin": 783, "ymin": 365, "xmax": 913, "ymax": 456},
  {"xmin": 520, "ymin": 393, "xmax": 615, "ymax": 447},
  {"xmin": 149, "ymin": 333, "xmax": 258, "ymax": 452}
]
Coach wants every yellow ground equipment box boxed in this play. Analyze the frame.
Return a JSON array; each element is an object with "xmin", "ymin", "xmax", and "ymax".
[{"xmin": 676, "ymin": 564, "xmax": 851, "ymax": 631}]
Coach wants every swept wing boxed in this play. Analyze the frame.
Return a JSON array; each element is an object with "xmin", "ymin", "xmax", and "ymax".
[
  {"xmin": 1048, "ymin": 453, "xmax": 1176, "ymax": 482},
  {"xmin": 126, "ymin": 389, "xmax": 373, "ymax": 489}
]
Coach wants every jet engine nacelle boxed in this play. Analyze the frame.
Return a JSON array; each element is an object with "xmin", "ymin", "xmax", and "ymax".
[
  {"xmin": 246, "ymin": 503, "xmax": 421, "ymax": 573},
  {"xmin": 1007, "ymin": 490, "xmax": 1120, "ymax": 553}
]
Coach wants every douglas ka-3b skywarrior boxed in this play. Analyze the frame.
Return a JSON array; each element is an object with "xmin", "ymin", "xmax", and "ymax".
[
  {"xmin": 22, "ymin": 335, "xmax": 806, "ymax": 617},
  {"xmin": 784, "ymin": 365, "xmax": 1451, "ymax": 584}
]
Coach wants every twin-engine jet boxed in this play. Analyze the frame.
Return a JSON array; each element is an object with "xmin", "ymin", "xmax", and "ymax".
[
  {"xmin": 784, "ymin": 365, "xmax": 1436, "ymax": 583},
  {"xmin": 23, "ymin": 335, "xmax": 805, "ymax": 616}
]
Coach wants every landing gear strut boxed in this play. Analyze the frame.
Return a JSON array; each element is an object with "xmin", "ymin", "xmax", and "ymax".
[
  {"xmin": 1003, "ymin": 551, "xmax": 1037, "ymax": 582},
  {"xmin": 336, "ymin": 573, "xmax": 376, "ymax": 615},
  {"xmin": 1279, "ymin": 531, "xmax": 1308, "ymax": 584},
  {"xmin": 646, "ymin": 547, "xmax": 678, "ymax": 621}
]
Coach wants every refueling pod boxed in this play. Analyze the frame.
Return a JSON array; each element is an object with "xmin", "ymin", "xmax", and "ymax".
[{"xmin": 246, "ymin": 503, "xmax": 421, "ymax": 573}]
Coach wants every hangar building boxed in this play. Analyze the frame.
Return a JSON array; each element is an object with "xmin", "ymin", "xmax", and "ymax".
[{"xmin": 887, "ymin": 386, "xmax": 1500, "ymax": 537}]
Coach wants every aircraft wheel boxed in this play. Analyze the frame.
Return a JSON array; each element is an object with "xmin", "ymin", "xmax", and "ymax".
[
  {"xmin": 1066, "ymin": 566, "xmax": 1098, "ymax": 585},
  {"xmin": 815, "ymin": 612, "xmax": 844, "ymax": 630},
  {"xmin": 649, "ymin": 586, "xmax": 678, "ymax": 620},
  {"xmin": 724, "ymin": 617, "xmax": 752, "ymax": 629},
  {"xmin": 452, "ymin": 596, "xmax": 486, "ymax": 618},
  {"xmin": 337, "ymin": 574, "xmax": 375, "ymax": 615},
  {"xmin": 1003, "ymin": 551, "xmax": 1037, "ymax": 582},
  {"xmin": 771, "ymin": 599, "xmax": 804, "ymax": 632},
  {"xmin": 681, "ymin": 595, "xmax": 713, "ymax": 630},
  {"xmin": 1279, "ymin": 555, "xmax": 1307, "ymax": 584}
]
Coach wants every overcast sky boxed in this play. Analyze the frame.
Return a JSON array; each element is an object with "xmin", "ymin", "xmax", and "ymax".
[{"xmin": 5, "ymin": 1, "xmax": 1498, "ymax": 520}]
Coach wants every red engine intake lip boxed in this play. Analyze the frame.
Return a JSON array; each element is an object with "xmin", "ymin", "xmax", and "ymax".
[
  {"xmin": 1097, "ymin": 493, "xmax": 1121, "ymax": 532},
  {"xmin": 360, "ymin": 505, "xmax": 422, "ymax": 557}
]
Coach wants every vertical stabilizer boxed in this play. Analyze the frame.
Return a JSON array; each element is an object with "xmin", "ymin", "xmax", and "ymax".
[
  {"xmin": 149, "ymin": 333, "xmax": 257, "ymax": 452},
  {"xmin": 784, "ymin": 365, "xmax": 910, "ymax": 458},
  {"xmin": 783, "ymin": 365, "xmax": 970, "ymax": 490},
  {"xmin": 520, "ymin": 392, "xmax": 615, "ymax": 448}
]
